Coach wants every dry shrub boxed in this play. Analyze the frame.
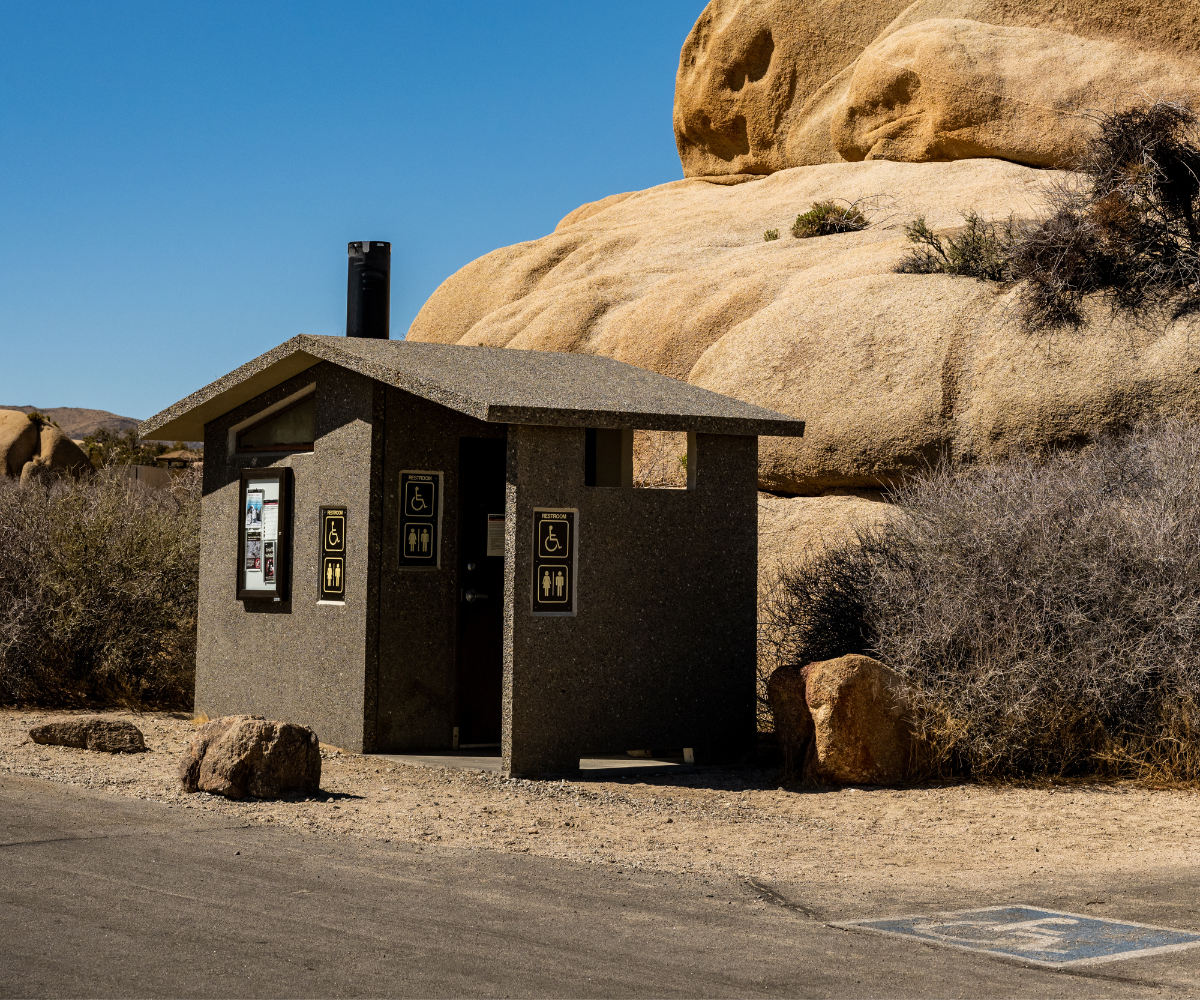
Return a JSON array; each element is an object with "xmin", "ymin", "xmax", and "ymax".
[
  {"xmin": 894, "ymin": 100, "xmax": 1200, "ymax": 330},
  {"xmin": 760, "ymin": 420, "xmax": 1200, "ymax": 781},
  {"xmin": 633, "ymin": 430, "xmax": 688, "ymax": 488},
  {"xmin": 0, "ymin": 468, "xmax": 200, "ymax": 708}
]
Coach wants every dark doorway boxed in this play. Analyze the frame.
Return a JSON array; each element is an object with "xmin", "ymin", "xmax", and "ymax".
[{"xmin": 456, "ymin": 437, "xmax": 506, "ymax": 746}]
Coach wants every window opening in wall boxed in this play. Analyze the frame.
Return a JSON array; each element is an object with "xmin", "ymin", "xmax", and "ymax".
[
  {"xmin": 633, "ymin": 430, "xmax": 689, "ymax": 488},
  {"xmin": 584, "ymin": 428, "xmax": 632, "ymax": 487},
  {"xmin": 236, "ymin": 394, "xmax": 315, "ymax": 453}
]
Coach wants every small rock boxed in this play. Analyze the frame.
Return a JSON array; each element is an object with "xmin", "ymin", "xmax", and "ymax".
[
  {"xmin": 29, "ymin": 716, "xmax": 145, "ymax": 753},
  {"xmin": 178, "ymin": 715, "xmax": 321, "ymax": 800},
  {"xmin": 766, "ymin": 661, "xmax": 814, "ymax": 780}
]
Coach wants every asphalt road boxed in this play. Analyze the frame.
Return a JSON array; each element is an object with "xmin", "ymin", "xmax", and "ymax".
[{"xmin": 3, "ymin": 773, "xmax": 1199, "ymax": 998}]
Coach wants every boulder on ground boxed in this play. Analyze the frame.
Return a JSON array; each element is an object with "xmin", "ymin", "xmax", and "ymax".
[
  {"xmin": 37, "ymin": 424, "xmax": 93, "ymax": 475},
  {"xmin": 0, "ymin": 410, "xmax": 39, "ymax": 477},
  {"xmin": 179, "ymin": 715, "xmax": 321, "ymax": 800},
  {"xmin": 29, "ymin": 716, "xmax": 146, "ymax": 753},
  {"xmin": 803, "ymin": 654, "xmax": 912, "ymax": 785}
]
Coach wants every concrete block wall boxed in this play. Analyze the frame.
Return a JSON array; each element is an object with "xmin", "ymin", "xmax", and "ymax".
[{"xmin": 503, "ymin": 424, "xmax": 758, "ymax": 776}]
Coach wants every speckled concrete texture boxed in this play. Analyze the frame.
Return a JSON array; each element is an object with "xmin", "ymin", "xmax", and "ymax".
[
  {"xmin": 374, "ymin": 388, "xmax": 504, "ymax": 752},
  {"xmin": 504, "ymin": 426, "xmax": 759, "ymax": 777},
  {"xmin": 195, "ymin": 363, "xmax": 381, "ymax": 753},
  {"xmin": 139, "ymin": 335, "xmax": 805, "ymax": 441}
]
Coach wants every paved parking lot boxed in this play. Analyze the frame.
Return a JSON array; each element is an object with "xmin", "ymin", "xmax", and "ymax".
[{"xmin": 4, "ymin": 774, "xmax": 1200, "ymax": 998}]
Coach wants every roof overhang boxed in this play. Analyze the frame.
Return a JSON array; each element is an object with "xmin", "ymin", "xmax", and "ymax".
[{"xmin": 140, "ymin": 335, "xmax": 806, "ymax": 441}]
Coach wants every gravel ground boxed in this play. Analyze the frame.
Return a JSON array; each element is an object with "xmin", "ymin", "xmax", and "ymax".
[{"xmin": 5, "ymin": 708, "xmax": 1200, "ymax": 908}]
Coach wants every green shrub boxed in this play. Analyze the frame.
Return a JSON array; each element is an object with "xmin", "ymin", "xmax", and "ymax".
[
  {"xmin": 0, "ymin": 469, "xmax": 200, "ymax": 708},
  {"xmin": 792, "ymin": 200, "xmax": 869, "ymax": 238},
  {"xmin": 763, "ymin": 228, "xmax": 779, "ymax": 242},
  {"xmin": 760, "ymin": 420, "xmax": 1200, "ymax": 782},
  {"xmin": 895, "ymin": 211, "xmax": 1016, "ymax": 280}
]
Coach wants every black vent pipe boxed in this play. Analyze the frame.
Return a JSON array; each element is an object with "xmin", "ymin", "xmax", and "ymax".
[{"xmin": 346, "ymin": 241, "xmax": 391, "ymax": 339}]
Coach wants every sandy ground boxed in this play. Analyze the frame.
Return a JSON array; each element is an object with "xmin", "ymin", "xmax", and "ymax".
[{"xmin": 4, "ymin": 709, "xmax": 1200, "ymax": 910}]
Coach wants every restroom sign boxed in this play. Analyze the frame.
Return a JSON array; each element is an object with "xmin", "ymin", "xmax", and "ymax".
[
  {"xmin": 531, "ymin": 508, "xmax": 577, "ymax": 615},
  {"xmin": 399, "ymin": 471, "xmax": 442, "ymax": 569},
  {"xmin": 319, "ymin": 506, "xmax": 346, "ymax": 601}
]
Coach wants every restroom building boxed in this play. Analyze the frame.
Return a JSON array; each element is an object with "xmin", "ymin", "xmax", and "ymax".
[{"xmin": 140, "ymin": 333, "xmax": 805, "ymax": 777}]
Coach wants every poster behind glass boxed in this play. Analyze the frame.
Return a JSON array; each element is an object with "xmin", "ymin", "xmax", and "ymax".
[{"xmin": 242, "ymin": 476, "xmax": 282, "ymax": 595}]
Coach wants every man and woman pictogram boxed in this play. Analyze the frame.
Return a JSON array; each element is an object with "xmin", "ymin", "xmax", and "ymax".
[
  {"xmin": 539, "ymin": 565, "xmax": 568, "ymax": 601},
  {"xmin": 405, "ymin": 524, "xmax": 432, "ymax": 556}
]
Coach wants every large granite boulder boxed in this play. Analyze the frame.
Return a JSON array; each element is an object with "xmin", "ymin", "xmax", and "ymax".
[
  {"xmin": 803, "ymin": 654, "xmax": 912, "ymax": 785},
  {"xmin": 674, "ymin": 0, "xmax": 1200, "ymax": 176},
  {"xmin": 0, "ymin": 410, "xmax": 39, "ymax": 477},
  {"xmin": 20, "ymin": 424, "xmax": 93, "ymax": 482},
  {"xmin": 29, "ymin": 716, "xmax": 146, "ymax": 753},
  {"xmin": 411, "ymin": 158, "xmax": 1200, "ymax": 494},
  {"xmin": 832, "ymin": 20, "xmax": 1194, "ymax": 168},
  {"xmin": 768, "ymin": 654, "xmax": 912, "ymax": 784},
  {"xmin": 179, "ymin": 715, "xmax": 321, "ymax": 800}
]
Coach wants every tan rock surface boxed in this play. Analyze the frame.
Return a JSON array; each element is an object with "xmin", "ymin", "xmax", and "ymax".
[
  {"xmin": 674, "ymin": 0, "xmax": 1200, "ymax": 176},
  {"xmin": 758, "ymin": 491, "xmax": 895, "ymax": 586},
  {"xmin": 414, "ymin": 158, "xmax": 1200, "ymax": 493},
  {"xmin": 832, "ymin": 19, "xmax": 1197, "ymax": 168},
  {"xmin": 36, "ymin": 424, "xmax": 92, "ymax": 475},
  {"xmin": 0, "ymin": 409, "xmax": 39, "ymax": 477},
  {"xmin": 804, "ymin": 654, "xmax": 912, "ymax": 785}
]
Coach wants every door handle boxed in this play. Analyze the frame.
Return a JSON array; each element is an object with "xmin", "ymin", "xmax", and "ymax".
[{"xmin": 464, "ymin": 589, "xmax": 489, "ymax": 603}]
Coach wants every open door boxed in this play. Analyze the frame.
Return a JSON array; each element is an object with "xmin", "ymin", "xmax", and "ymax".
[{"xmin": 455, "ymin": 437, "xmax": 506, "ymax": 746}]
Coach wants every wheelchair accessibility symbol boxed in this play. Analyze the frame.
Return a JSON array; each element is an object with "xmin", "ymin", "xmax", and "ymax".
[
  {"xmin": 537, "ymin": 519, "xmax": 570, "ymax": 559},
  {"xmin": 323, "ymin": 514, "xmax": 344, "ymax": 552},
  {"xmin": 404, "ymin": 481, "xmax": 432, "ymax": 517}
]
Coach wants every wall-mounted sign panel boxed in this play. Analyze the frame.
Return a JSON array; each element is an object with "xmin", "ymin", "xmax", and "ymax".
[
  {"xmin": 531, "ymin": 508, "xmax": 577, "ymax": 616},
  {"xmin": 320, "ymin": 506, "xmax": 347, "ymax": 601},
  {"xmin": 399, "ymin": 471, "xmax": 442, "ymax": 569},
  {"xmin": 237, "ymin": 468, "xmax": 290, "ymax": 601}
]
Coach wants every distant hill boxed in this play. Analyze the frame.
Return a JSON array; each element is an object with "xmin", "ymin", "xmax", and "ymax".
[{"xmin": 0, "ymin": 406, "xmax": 140, "ymax": 439}]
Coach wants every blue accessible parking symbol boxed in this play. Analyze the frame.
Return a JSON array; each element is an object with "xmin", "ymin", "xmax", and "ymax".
[{"xmin": 834, "ymin": 906, "xmax": 1200, "ymax": 967}]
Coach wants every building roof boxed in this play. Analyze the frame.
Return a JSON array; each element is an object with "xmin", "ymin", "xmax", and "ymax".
[
  {"xmin": 139, "ymin": 335, "xmax": 805, "ymax": 440},
  {"xmin": 154, "ymin": 448, "xmax": 202, "ymax": 464}
]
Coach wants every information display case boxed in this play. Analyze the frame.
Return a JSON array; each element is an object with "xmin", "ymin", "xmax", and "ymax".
[{"xmin": 236, "ymin": 468, "xmax": 291, "ymax": 601}]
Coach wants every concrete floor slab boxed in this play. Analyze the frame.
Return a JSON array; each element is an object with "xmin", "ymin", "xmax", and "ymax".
[{"xmin": 370, "ymin": 750, "xmax": 692, "ymax": 777}]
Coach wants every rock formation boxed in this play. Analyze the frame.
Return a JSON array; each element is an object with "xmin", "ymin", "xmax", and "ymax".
[
  {"xmin": 412, "ymin": 158, "xmax": 1200, "ymax": 495},
  {"xmin": 179, "ymin": 715, "xmax": 322, "ymax": 800},
  {"xmin": 0, "ymin": 409, "xmax": 92, "ymax": 482},
  {"xmin": 410, "ymin": 2, "xmax": 1200, "ymax": 554},
  {"xmin": 674, "ymin": 0, "xmax": 1200, "ymax": 176},
  {"xmin": 0, "ymin": 409, "xmax": 39, "ymax": 477}
]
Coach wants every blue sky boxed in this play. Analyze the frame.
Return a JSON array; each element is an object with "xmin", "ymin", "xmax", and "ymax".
[{"xmin": 0, "ymin": 2, "xmax": 705, "ymax": 419}]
